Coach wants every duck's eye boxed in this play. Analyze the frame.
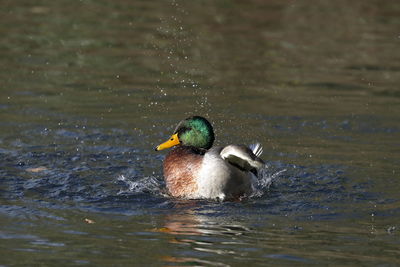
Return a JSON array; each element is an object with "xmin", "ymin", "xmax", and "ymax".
[{"xmin": 170, "ymin": 138, "xmax": 174, "ymax": 141}]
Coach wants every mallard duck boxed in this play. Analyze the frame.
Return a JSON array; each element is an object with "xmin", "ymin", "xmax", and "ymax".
[{"xmin": 155, "ymin": 116, "xmax": 265, "ymax": 201}]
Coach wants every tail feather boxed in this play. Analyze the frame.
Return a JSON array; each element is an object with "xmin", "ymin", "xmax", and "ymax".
[{"xmin": 249, "ymin": 143, "xmax": 263, "ymax": 157}]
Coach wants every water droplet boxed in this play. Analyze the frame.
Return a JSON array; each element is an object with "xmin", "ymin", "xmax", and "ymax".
[{"xmin": 387, "ymin": 226, "xmax": 396, "ymax": 234}]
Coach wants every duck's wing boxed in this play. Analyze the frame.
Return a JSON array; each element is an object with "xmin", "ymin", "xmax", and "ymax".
[{"xmin": 220, "ymin": 144, "xmax": 265, "ymax": 172}]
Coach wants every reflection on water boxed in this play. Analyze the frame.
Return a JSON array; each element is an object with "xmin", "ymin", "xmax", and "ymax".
[
  {"xmin": 1, "ymin": 0, "xmax": 400, "ymax": 265},
  {"xmin": 155, "ymin": 202, "xmax": 253, "ymax": 265}
]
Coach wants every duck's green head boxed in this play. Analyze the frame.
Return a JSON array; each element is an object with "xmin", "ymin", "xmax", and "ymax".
[{"xmin": 155, "ymin": 116, "xmax": 215, "ymax": 151}]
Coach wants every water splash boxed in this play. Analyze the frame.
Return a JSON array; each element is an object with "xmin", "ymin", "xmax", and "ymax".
[
  {"xmin": 251, "ymin": 166, "xmax": 286, "ymax": 198},
  {"xmin": 117, "ymin": 175, "xmax": 165, "ymax": 196},
  {"xmin": 116, "ymin": 165, "xmax": 285, "ymax": 201}
]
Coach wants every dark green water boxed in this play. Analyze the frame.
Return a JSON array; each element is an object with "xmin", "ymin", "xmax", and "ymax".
[{"xmin": 1, "ymin": 0, "xmax": 400, "ymax": 265}]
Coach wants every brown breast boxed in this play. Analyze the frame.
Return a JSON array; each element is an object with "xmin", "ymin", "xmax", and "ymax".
[{"xmin": 163, "ymin": 146, "xmax": 204, "ymax": 198}]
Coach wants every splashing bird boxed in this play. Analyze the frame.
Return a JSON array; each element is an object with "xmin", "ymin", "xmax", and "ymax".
[{"xmin": 155, "ymin": 116, "xmax": 265, "ymax": 201}]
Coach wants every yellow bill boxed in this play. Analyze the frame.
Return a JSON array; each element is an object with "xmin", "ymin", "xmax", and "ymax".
[{"xmin": 155, "ymin": 133, "xmax": 180, "ymax": 151}]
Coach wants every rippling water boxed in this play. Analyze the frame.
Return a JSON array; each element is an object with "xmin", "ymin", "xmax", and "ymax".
[{"xmin": 1, "ymin": 0, "xmax": 400, "ymax": 266}]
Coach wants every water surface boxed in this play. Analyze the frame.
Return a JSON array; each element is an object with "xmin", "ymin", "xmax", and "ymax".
[{"xmin": 1, "ymin": 0, "xmax": 400, "ymax": 265}]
